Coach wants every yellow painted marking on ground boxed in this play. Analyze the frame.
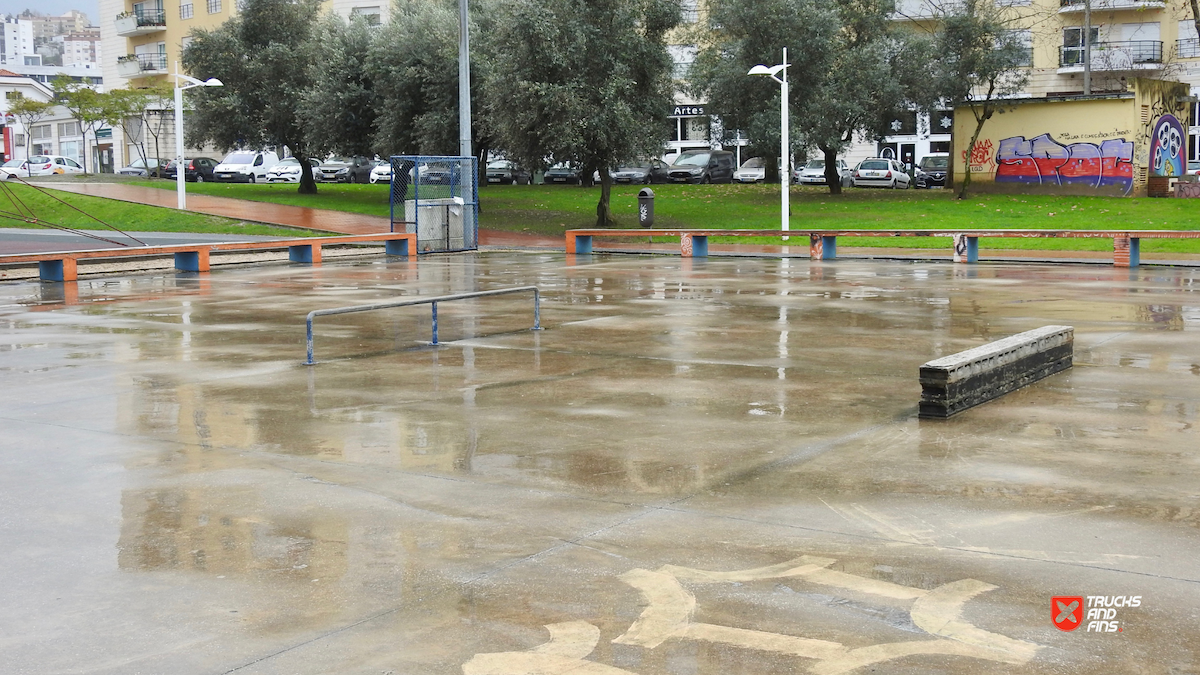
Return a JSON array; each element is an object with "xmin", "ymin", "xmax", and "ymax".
[
  {"xmin": 911, "ymin": 579, "xmax": 1041, "ymax": 663},
  {"xmin": 611, "ymin": 568, "xmax": 694, "ymax": 648},
  {"xmin": 463, "ymin": 621, "xmax": 638, "ymax": 675},
  {"xmin": 681, "ymin": 623, "xmax": 847, "ymax": 661}
]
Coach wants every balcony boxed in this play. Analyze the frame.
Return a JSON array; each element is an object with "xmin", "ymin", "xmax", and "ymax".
[
  {"xmin": 1178, "ymin": 38, "xmax": 1200, "ymax": 59},
  {"xmin": 116, "ymin": 53, "xmax": 168, "ymax": 79},
  {"xmin": 1059, "ymin": 0, "xmax": 1164, "ymax": 11},
  {"xmin": 1059, "ymin": 40, "xmax": 1163, "ymax": 71},
  {"xmin": 114, "ymin": 10, "xmax": 166, "ymax": 37}
]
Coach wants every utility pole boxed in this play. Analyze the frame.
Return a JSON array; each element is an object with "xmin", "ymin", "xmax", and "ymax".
[
  {"xmin": 1083, "ymin": 0, "xmax": 1092, "ymax": 95},
  {"xmin": 458, "ymin": 0, "xmax": 472, "ymax": 159}
]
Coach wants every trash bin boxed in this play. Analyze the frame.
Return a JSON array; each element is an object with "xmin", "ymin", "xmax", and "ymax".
[{"xmin": 638, "ymin": 188, "xmax": 655, "ymax": 228}]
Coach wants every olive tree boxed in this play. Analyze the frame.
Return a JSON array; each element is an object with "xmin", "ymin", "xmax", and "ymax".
[
  {"xmin": 52, "ymin": 76, "xmax": 106, "ymax": 173},
  {"xmin": 482, "ymin": 0, "xmax": 681, "ymax": 227},
  {"xmin": 303, "ymin": 13, "xmax": 379, "ymax": 159},
  {"xmin": 7, "ymin": 97, "xmax": 53, "ymax": 175},
  {"xmin": 182, "ymin": 0, "xmax": 323, "ymax": 193}
]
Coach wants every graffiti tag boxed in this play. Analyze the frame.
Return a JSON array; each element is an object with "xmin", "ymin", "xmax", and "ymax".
[
  {"xmin": 962, "ymin": 139, "xmax": 995, "ymax": 173},
  {"xmin": 994, "ymin": 133, "xmax": 1133, "ymax": 195}
]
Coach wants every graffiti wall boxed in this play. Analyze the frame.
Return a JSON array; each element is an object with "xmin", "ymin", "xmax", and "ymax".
[{"xmin": 953, "ymin": 79, "xmax": 1190, "ymax": 197}]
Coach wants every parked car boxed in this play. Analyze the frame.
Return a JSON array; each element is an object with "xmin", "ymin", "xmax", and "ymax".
[
  {"xmin": 485, "ymin": 160, "xmax": 531, "ymax": 185},
  {"xmin": 370, "ymin": 161, "xmax": 392, "ymax": 184},
  {"xmin": 117, "ymin": 157, "xmax": 164, "ymax": 177},
  {"xmin": 1188, "ymin": 160, "xmax": 1200, "ymax": 176},
  {"xmin": 794, "ymin": 158, "xmax": 851, "ymax": 186},
  {"xmin": 265, "ymin": 156, "xmax": 321, "ymax": 183},
  {"xmin": 612, "ymin": 158, "xmax": 670, "ymax": 184},
  {"xmin": 213, "ymin": 150, "xmax": 280, "ymax": 183},
  {"xmin": 914, "ymin": 154, "xmax": 949, "ymax": 189},
  {"xmin": 317, "ymin": 156, "xmax": 374, "ymax": 183},
  {"xmin": 0, "ymin": 156, "xmax": 63, "ymax": 179},
  {"xmin": 733, "ymin": 157, "xmax": 780, "ymax": 183},
  {"xmin": 543, "ymin": 163, "xmax": 581, "ymax": 185},
  {"xmin": 160, "ymin": 157, "xmax": 219, "ymax": 183},
  {"xmin": 851, "ymin": 158, "xmax": 911, "ymax": 189},
  {"xmin": 666, "ymin": 149, "xmax": 736, "ymax": 184}
]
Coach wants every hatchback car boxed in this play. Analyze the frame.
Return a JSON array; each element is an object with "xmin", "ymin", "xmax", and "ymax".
[
  {"xmin": 0, "ymin": 157, "xmax": 54, "ymax": 179},
  {"xmin": 851, "ymin": 158, "xmax": 911, "ymax": 189},
  {"xmin": 160, "ymin": 157, "xmax": 218, "ymax": 183},
  {"xmin": 794, "ymin": 159, "xmax": 851, "ymax": 186},
  {"xmin": 914, "ymin": 154, "xmax": 950, "ymax": 189},
  {"xmin": 733, "ymin": 157, "xmax": 782, "ymax": 183},
  {"xmin": 485, "ymin": 160, "xmax": 531, "ymax": 185},
  {"xmin": 666, "ymin": 150, "xmax": 736, "ymax": 184},
  {"xmin": 118, "ymin": 157, "xmax": 164, "ymax": 178},
  {"xmin": 369, "ymin": 162, "xmax": 392, "ymax": 184},
  {"xmin": 265, "ymin": 157, "xmax": 321, "ymax": 183},
  {"xmin": 543, "ymin": 163, "xmax": 581, "ymax": 185},
  {"xmin": 318, "ymin": 156, "xmax": 374, "ymax": 183}
]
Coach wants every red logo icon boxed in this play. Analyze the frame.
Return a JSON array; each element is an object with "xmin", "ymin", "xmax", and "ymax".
[{"xmin": 1053, "ymin": 596, "xmax": 1084, "ymax": 631}]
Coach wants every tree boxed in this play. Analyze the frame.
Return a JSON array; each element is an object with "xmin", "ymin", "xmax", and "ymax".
[
  {"xmin": 689, "ymin": 0, "xmax": 840, "ymax": 184},
  {"xmin": 52, "ymin": 76, "xmax": 106, "ymax": 173},
  {"xmin": 934, "ymin": 0, "xmax": 1029, "ymax": 199},
  {"xmin": 304, "ymin": 13, "xmax": 379, "ymax": 159},
  {"xmin": 182, "ymin": 0, "xmax": 323, "ymax": 193},
  {"xmin": 7, "ymin": 97, "xmax": 53, "ymax": 177},
  {"xmin": 483, "ymin": 0, "xmax": 681, "ymax": 227},
  {"xmin": 105, "ymin": 87, "xmax": 158, "ymax": 173},
  {"xmin": 794, "ymin": 0, "xmax": 939, "ymax": 194}
]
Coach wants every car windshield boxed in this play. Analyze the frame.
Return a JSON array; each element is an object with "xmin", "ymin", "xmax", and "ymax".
[
  {"xmin": 2, "ymin": 159, "xmax": 24, "ymax": 168},
  {"xmin": 224, "ymin": 153, "xmax": 256, "ymax": 164},
  {"xmin": 740, "ymin": 158, "xmax": 765, "ymax": 169},
  {"xmin": 276, "ymin": 158, "xmax": 301, "ymax": 166},
  {"xmin": 804, "ymin": 160, "xmax": 825, "ymax": 170},
  {"xmin": 674, "ymin": 151, "xmax": 711, "ymax": 167},
  {"xmin": 860, "ymin": 160, "xmax": 889, "ymax": 170},
  {"xmin": 487, "ymin": 161, "xmax": 512, "ymax": 169},
  {"xmin": 616, "ymin": 162, "xmax": 650, "ymax": 171},
  {"xmin": 921, "ymin": 156, "xmax": 949, "ymax": 169},
  {"xmin": 30, "ymin": 156, "xmax": 50, "ymax": 164},
  {"xmin": 127, "ymin": 159, "xmax": 155, "ymax": 168}
]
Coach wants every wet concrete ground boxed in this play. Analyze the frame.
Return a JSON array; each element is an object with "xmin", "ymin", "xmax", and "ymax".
[{"xmin": 1, "ymin": 252, "xmax": 1198, "ymax": 674}]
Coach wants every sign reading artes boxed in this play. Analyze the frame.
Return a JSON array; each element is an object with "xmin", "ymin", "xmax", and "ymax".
[{"xmin": 671, "ymin": 105, "xmax": 706, "ymax": 117}]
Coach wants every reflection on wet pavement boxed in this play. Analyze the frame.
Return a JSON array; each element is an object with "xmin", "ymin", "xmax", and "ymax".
[{"xmin": 1, "ymin": 253, "xmax": 1198, "ymax": 674}]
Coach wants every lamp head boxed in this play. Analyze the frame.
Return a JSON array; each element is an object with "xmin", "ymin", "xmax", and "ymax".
[
  {"xmin": 748, "ymin": 63, "xmax": 786, "ymax": 77},
  {"xmin": 204, "ymin": 78, "xmax": 223, "ymax": 87}
]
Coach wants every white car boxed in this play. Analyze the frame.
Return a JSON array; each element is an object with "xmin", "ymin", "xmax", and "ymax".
[
  {"xmin": 1, "ymin": 155, "xmax": 84, "ymax": 179},
  {"xmin": 213, "ymin": 150, "xmax": 280, "ymax": 183},
  {"xmin": 733, "ymin": 157, "xmax": 779, "ymax": 183},
  {"xmin": 369, "ymin": 162, "xmax": 392, "ymax": 184},
  {"xmin": 794, "ymin": 159, "xmax": 851, "ymax": 186},
  {"xmin": 851, "ymin": 158, "xmax": 911, "ymax": 189},
  {"xmin": 265, "ymin": 157, "xmax": 320, "ymax": 183}
]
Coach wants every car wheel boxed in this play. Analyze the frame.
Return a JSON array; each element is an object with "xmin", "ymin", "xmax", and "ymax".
[
  {"xmin": 248, "ymin": 175, "xmax": 256, "ymax": 184},
  {"xmin": 195, "ymin": 174, "xmax": 204, "ymax": 183}
]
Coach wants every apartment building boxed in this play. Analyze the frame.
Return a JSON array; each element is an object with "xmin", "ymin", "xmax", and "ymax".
[{"xmin": 57, "ymin": 29, "xmax": 103, "ymax": 67}]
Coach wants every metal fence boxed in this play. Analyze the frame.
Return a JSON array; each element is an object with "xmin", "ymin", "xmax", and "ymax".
[
  {"xmin": 388, "ymin": 155, "xmax": 479, "ymax": 253},
  {"xmin": 1060, "ymin": 40, "xmax": 1163, "ymax": 68}
]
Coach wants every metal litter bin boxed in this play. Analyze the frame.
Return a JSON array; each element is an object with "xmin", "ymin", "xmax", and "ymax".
[{"xmin": 638, "ymin": 188, "xmax": 655, "ymax": 227}]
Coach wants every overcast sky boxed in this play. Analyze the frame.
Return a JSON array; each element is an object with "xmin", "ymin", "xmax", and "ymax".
[{"xmin": 2, "ymin": 1, "xmax": 101, "ymax": 26}]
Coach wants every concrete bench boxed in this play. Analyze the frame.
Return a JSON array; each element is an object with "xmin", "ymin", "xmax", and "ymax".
[
  {"xmin": 0, "ymin": 232, "xmax": 417, "ymax": 282},
  {"xmin": 918, "ymin": 326, "xmax": 1074, "ymax": 419},
  {"xmin": 565, "ymin": 229, "xmax": 1200, "ymax": 268}
]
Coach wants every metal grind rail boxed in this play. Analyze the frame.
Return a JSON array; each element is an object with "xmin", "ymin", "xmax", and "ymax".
[{"xmin": 305, "ymin": 286, "xmax": 541, "ymax": 365}]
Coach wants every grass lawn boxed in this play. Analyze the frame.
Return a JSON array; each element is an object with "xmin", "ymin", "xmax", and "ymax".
[
  {"xmin": 0, "ymin": 183, "xmax": 319, "ymax": 238},
  {"xmin": 127, "ymin": 178, "xmax": 1200, "ymax": 253}
]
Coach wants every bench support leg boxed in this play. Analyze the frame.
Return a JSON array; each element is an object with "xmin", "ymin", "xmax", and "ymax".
[
  {"xmin": 570, "ymin": 235, "xmax": 592, "ymax": 255},
  {"xmin": 174, "ymin": 250, "xmax": 209, "ymax": 273},
  {"xmin": 681, "ymin": 234, "xmax": 708, "ymax": 257},
  {"xmin": 953, "ymin": 235, "xmax": 979, "ymax": 263},
  {"xmin": 810, "ymin": 235, "xmax": 837, "ymax": 260},
  {"xmin": 385, "ymin": 238, "xmax": 410, "ymax": 256},
  {"xmin": 1114, "ymin": 236, "xmax": 1139, "ymax": 268},
  {"xmin": 39, "ymin": 258, "xmax": 77, "ymax": 282},
  {"xmin": 289, "ymin": 244, "xmax": 323, "ymax": 264}
]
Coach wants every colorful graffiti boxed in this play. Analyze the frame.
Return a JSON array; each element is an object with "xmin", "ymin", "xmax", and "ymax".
[
  {"xmin": 962, "ymin": 138, "xmax": 995, "ymax": 172},
  {"xmin": 994, "ymin": 133, "xmax": 1134, "ymax": 195},
  {"xmin": 1149, "ymin": 114, "xmax": 1185, "ymax": 177}
]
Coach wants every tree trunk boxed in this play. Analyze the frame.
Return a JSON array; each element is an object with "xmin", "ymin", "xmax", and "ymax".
[
  {"xmin": 957, "ymin": 107, "xmax": 991, "ymax": 200},
  {"xmin": 821, "ymin": 144, "xmax": 842, "ymax": 195},
  {"xmin": 1191, "ymin": 0, "xmax": 1200, "ymax": 68},
  {"xmin": 764, "ymin": 154, "xmax": 780, "ymax": 184},
  {"xmin": 297, "ymin": 151, "xmax": 318, "ymax": 194},
  {"xmin": 595, "ymin": 167, "xmax": 614, "ymax": 227}
]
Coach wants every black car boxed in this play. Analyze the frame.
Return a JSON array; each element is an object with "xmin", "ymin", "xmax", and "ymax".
[
  {"xmin": 318, "ymin": 156, "xmax": 375, "ymax": 183},
  {"xmin": 609, "ymin": 159, "xmax": 669, "ymax": 184},
  {"xmin": 160, "ymin": 157, "xmax": 218, "ymax": 182},
  {"xmin": 485, "ymin": 160, "xmax": 531, "ymax": 185},
  {"xmin": 666, "ymin": 150, "xmax": 736, "ymax": 184},
  {"xmin": 543, "ymin": 163, "xmax": 581, "ymax": 185},
  {"xmin": 914, "ymin": 154, "xmax": 949, "ymax": 189}
]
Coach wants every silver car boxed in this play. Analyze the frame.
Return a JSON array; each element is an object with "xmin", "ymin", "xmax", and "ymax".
[
  {"xmin": 851, "ymin": 158, "xmax": 911, "ymax": 189},
  {"xmin": 794, "ymin": 159, "xmax": 851, "ymax": 186}
]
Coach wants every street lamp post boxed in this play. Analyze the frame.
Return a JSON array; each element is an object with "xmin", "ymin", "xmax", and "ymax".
[
  {"xmin": 173, "ymin": 66, "xmax": 223, "ymax": 210},
  {"xmin": 749, "ymin": 48, "xmax": 790, "ymax": 236}
]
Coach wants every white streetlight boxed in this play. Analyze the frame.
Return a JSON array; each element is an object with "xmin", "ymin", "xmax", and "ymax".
[
  {"xmin": 173, "ymin": 66, "xmax": 223, "ymax": 210},
  {"xmin": 749, "ymin": 48, "xmax": 790, "ymax": 236}
]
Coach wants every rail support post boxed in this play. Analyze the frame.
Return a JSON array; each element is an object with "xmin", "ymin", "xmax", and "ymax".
[
  {"xmin": 681, "ymin": 233, "xmax": 708, "ymax": 257},
  {"xmin": 1114, "ymin": 236, "xmax": 1139, "ymax": 268},
  {"xmin": 174, "ymin": 249, "xmax": 209, "ymax": 273},
  {"xmin": 953, "ymin": 234, "xmax": 979, "ymax": 264},
  {"xmin": 569, "ymin": 234, "xmax": 592, "ymax": 255},
  {"xmin": 810, "ymin": 235, "xmax": 836, "ymax": 260},
  {"xmin": 385, "ymin": 238, "xmax": 410, "ymax": 256},
  {"xmin": 38, "ymin": 258, "xmax": 77, "ymax": 282},
  {"xmin": 289, "ymin": 244, "xmax": 322, "ymax": 264}
]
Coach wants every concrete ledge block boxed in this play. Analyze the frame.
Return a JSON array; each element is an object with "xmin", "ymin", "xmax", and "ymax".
[{"xmin": 919, "ymin": 325, "xmax": 1073, "ymax": 419}]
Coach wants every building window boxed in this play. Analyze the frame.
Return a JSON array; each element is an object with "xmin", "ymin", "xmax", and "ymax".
[
  {"xmin": 350, "ymin": 6, "xmax": 382, "ymax": 24},
  {"xmin": 180, "ymin": 3, "xmax": 194, "ymax": 19},
  {"xmin": 207, "ymin": 0, "xmax": 221, "ymax": 14},
  {"xmin": 683, "ymin": 117, "xmax": 709, "ymax": 142},
  {"xmin": 57, "ymin": 122, "xmax": 81, "ymax": 137},
  {"xmin": 14, "ymin": 134, "xmax": 26, "ymax": 146},
  {"xmin": 680, "ymin": 0, "xmax": 699, "ymax": 23},
  {"xmin": 32, "ymin": 143, "xmax": 53, "ymax": 155},
  {"xmin": 1008, "ymin": 29, "xmax": 1033, "ymax": 66},
  {"xmin": 59, "ymin": 140, "xmax": 81, "ymax": 164},
  {"xmin": 1062, "ymin": 26, "xmax": 1100, "ymax": 66},
  {"xmin": 5, "ymin": 91, "xmax": 23, "ymax": 100},
  {"xmin": 31, "ymin": 124, "xmax": 53, "ymax": 140}
]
